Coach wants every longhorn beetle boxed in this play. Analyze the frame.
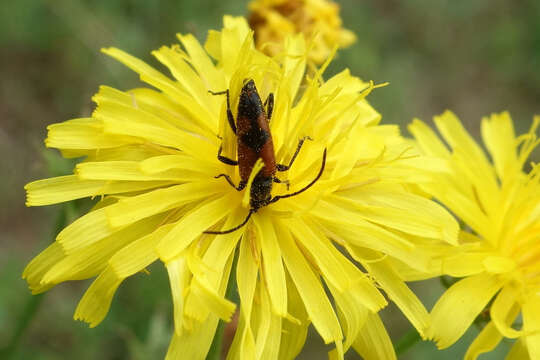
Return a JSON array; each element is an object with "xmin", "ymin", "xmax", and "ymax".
[{"xmin": 204, "ymin": 79, "xmax": 327, "ymax": 234}]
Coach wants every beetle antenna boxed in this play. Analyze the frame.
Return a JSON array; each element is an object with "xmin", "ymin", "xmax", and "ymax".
[
  {"xmin": 204, "ymin": 209, "xmax": 254, "ymax": 235},
  {"xmin": 270, "ymin": 148, "xmax": 327, "ymax": 203}
]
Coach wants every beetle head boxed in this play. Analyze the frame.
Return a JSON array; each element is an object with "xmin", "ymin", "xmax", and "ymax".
[{"xmin": 242, "ymin": 78, "xmax": 256, "ymax": 90}]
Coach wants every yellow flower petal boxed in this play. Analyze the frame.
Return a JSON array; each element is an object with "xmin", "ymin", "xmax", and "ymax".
[
  {"xmin": 276, "ymin": 222, "xmax": 343, "ymax": 346},
  {"xmin": 74, "ymin": 267, "xmax": 121, "ymax": 327},
  {"xmin": 331, "ymin": 283, "xmax": 369, "ymax": 352},
  {"xmin": 434, "ymin": 110, "xmax": 500, "ymax": 213},
  {"xmin": 166, "ymin": 256, "xmax": 190, "ymax": 335},
  {"xmin": 219, "ymin": 16, "xmax": 251, "ymax": 75},
  {"xmin": 105, "ymin": 182, "xmax": 220, "ymax": 228},
  {"xmin": 157, "ymin": 193, "xmax": 237, "ymax": 262},
  {"xmin": 338, "ymin": 190, "xmax": 459, "ymax": 244},
  {"xmin": 286, "ymin": 217, "xmax": 350, "ymax": 292},
  {"xmin": 326, "ymin": 244, "xmax": 387, "ymax": 352},
  {"xmin": 408, "ymin": 118, "xmax": 450, "ymax": 157},
  {"xmin": 176, "ymin": 33, "xmax": 226, "ymax": 91},
  {"xmin": 365, "ymin": 259, "xmax": 429, "ymax": 337},
  {"xmin": 464, "ymin": 322, "xmax": 503, "ymax": 360},
  {"xmin": 440, "ymin": 251, "xmax": 490, "ymax": 277},
  {"xmin": 490, "ymin": 285, "xmax": 524, "ymax": 339},
  {"xmin": 315, "ymin": 202, "xmax": 432, "ymax": 272},
  {"xmin": 184, "ymin": 245, "xmax": 234, "ymax": 328},
  {"xmin": 42, "ymin": 214, "xmax": 163, "ymax": 285},
  {"xmin": 278, "ymin": 274, "xmax": 310, "ymax": 360},
  {"xmin": 429, "ymin": 273, "xmax": 504, "ymax": 349},
  {"xmin": 181, "ymin": 212, "xmax": 242, "ymax": 326},
  {"xmin": 335, "ymin": 247, "xmax": 387, "ymax": 313},
  {"xmin": 424, "ymin": 184, "xmax": 491, "ymax": 239},
  {"xmin": 481, "ymin": 111, "xmax": 518, "ymax": 181},
  {"xmin": 188, "ymin": 277, "xmax": 236, "ymax": 322},
  {"xmin": 378, "ymin": 156, "xmax": 451, "ymax": 184},
  {"xmin": 151, "ymin": 46, "xmax": 214, "ymax": 120},
  {"xmin": 467, "ymin": 288, "xmax": 521, "ymax": 360},
  {"xmin": 253, "ymin": 216, "xmax": 287, "ymax": 316},
  {"xmin": 523, "ymin": 294, "xmax": 540, "ymax": 359},
  {"xmin": 56, "ymin": 207, "xmax": 111, "ymax": 253},
  {"xmin": 127, "ymin": 87, "xmax": 213, "ymax": 137},
  {"xmin": 73, "ymin": 222, "xmax": 174, "ymax": 327},
  {"xmin": 102, "ymin": 47, "xmax": 185, "ymax": 101},
  {"xmin": 85, "ymin": 143, "xmax": 163, "ymax": 162},
  {"xmin": 95, "ymin": 99, "xmax": 215, "ymax": 160},
  {"xmin": 76, "ymin": 160, "xmax": 203, "ymax": 182},
  {"xmin": 203, "ymin": 29, "xmax": 221, "ymax": 61},
  {"xmin": 165, "ymin": 315, "xmax": 219, "ymax": 360},
  {"xmin": 22, "ymin": 242, "xmax": 65, "ymax": 294},
  {"xmin": 280, "ymin": 34, "xmax": 307, "ymax": 108},
  {"xmin": 139, "ymin": 154, "xmax": 215, "ymax": 175},
  {"xmin": 353, "ymin": 311, "xmax": 397, "ymax": 360},
  {"xmin": 505, "ymin": 339, "xmax": 530, "ymax": 360},
  {"xmin": 434, "ymin": 110, "xmax": 489, "ymax": 166},
  {"xmin": 25, "ymin": 175, "xmax": 170, "ymax": 206},
  {"xmin": 107, "ymin": 221, "xmax": 171, "ymax": 278},
  {"xmin": 182, "ymin": 244, "xmax": 236, "ymax": 323},
  {"xmin": 253, "ymin": 282, "xmax": 272, "ymax": 358},
  {"xmin": 45, "ymin": 118, "xmax": 137, "ymax": 150},
  {"xmin": 228, "ymin": 232, "xmax": 258, "ymax": 360},
  {"xmin": 253, "ymin": 282, "xmax": 282, "ymax": 360},
  {"xmin": 330, "ymin": 117, "xmax": 374, "ymax": 181},
  {"xmin": 483, "ymin": 256, "xmax": 517, "ymax": 274},
  {"xmin": 95, "ymin": 83, "xmax": 214, "ymax": 137},
  {"xmin": 385, "ymin": 257, "xmax": 442, "ymax": 281},
  {"xmin": 198, "ymin": 210, "xmax": 243, "ymax": 287}
]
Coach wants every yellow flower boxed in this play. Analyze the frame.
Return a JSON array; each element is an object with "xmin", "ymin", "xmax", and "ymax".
[
  {"xmin": 409, "ymin": 111, "xmax": 540, "ymax": 359},
  {"xmin": 24, "ymin": 16, "xmax": 458, "ymax": 360},
  {"xmin": 248, "ymin": 0, "xmax": 356, "ymax": 64}
]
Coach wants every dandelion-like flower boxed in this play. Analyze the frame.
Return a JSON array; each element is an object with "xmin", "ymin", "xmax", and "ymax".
[
  {"xmin": 409, "ymin": 111, "xmax": 540, "ymax": 359},
  {"xmin": 248, "ymin": 0, "xmax": 356, "ymax": 64},
  {"xmin": 24, "ymin": 17, "xmax": 458, "ymax": 359}
]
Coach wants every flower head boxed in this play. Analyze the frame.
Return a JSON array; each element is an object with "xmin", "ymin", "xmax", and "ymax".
[
  {"xmin": 24, "ymin": 16, "xmax": 458, "ymax": 359},
  {"xmin": 409, "ymin": 111, "xmax": 540, "ymax": 359},
  {"xmin": 248, "ymin": 0, "xmax": 356, "ymax": 64}
]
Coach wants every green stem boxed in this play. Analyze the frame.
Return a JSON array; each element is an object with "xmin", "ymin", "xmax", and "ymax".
[
  {"xmin": 394, "ymin": 328, "xmax": 421, "ymax": 356},
  {"xmin": 206, "ymin": 250, "xmax": 238, "ymax": 360},
  {"xmin": 1, "ymin": 204, "xmax": 71, "ymax": 359},
  {"xmin": 1, "ymin": 294, "xmax": 45, "ymax": 359}
]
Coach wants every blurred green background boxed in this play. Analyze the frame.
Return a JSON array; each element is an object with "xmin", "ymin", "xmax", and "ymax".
[{"xmin": 1, "ymin": 0, "xmax": 539, "ymax": 359}]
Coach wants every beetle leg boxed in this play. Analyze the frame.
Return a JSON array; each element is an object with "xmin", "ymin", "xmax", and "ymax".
[
  {"xmin": 263, "ymin": 93, "xmax": 274, "ymax": 121},
  {"xmin": 276, "ymin": 136, "xmax": 313, "ymax": 171},
  {"xmin": 270, "ymin": 148, "xmax": 327, "ymax": 204},
  {"xmin": 272, "ymin": 176, "xmax": 290, "ymax": 190},
  {"xmin": 209, "ymin": 89, "xmax": 236, "ymax": 134},
  {"xmin": 215, "ymin": 174, "xmax": 246, "ymax": 191},
  {"xmin": 204, "ymin": 209, "xmax": 253, "ymax": 234},
  {"xmin": 217, "ymin": 145, "xmax": 238, "ymax": 166}
]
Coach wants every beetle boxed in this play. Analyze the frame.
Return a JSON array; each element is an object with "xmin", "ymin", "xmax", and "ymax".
[{"xmin": 204, "ymin": 79, "xmax": 327, "ymax": 234}]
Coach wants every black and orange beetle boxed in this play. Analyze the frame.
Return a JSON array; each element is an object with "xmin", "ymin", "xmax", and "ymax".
[{"xmin": 204, "ymin": 79, "xmax": 327, "ymax": 234}]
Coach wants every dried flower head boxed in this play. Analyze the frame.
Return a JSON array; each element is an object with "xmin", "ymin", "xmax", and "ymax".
[{"xmin": 248, "ymin": 0, "xmax": 356, "ymax": 64}]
